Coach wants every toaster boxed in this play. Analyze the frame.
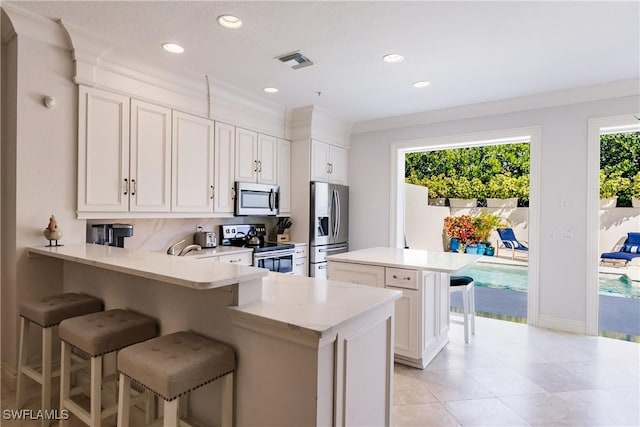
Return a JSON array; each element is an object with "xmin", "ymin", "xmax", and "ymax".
[{"xmin": 194, "ymin": 231, "xmax": 217, "ymax": 248}]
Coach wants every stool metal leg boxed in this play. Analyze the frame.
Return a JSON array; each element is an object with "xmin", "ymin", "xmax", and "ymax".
[
  {"xmin": 461, "ymin": 287, "xmax": 470, "ymax": 343},
  {"xmin": 163, "ymin": 399, "xmax": 179, "ymax": 427},
  {"xmin": 60, "ymin": 341, "xmax": 71, "ymax": 427},
  {"xmin": 117, "ymin": 374, "xmax": 131, "ymax": 427},
  {"xmin": 16, "ymin": 317, "xmax": 29, "ymax": 408},
  {"xmin": 221, "ymin": 373, "xmax": 233, "ymax": 427},
  {"xmin": 41, "ymin": 327, "xmax": 53, "ymax": 427},
  {"xmin": 90, "ymin": 356, "xmax": 103, "ymax": 427},
  {"xmin": 470, "ymin": 285, "xmax": 476, "ymax": 336}
]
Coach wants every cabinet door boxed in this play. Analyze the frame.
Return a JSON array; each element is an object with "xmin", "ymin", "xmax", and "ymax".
[
  {"xmin": 293, "ymin": 256, "xmax": 308, "ymax": 276},
  {"xmin": 78, "ymin": 86, "xmax": 130, "ymax": 212},
  {"xmin": 130, "ymin": 100, "xmax": 171, "ymax": 212},
  {"xmin": 214, "ymin": 122, "xmax": 236, "ymax": 213},
  {"xmin": 310, "ymin": 139, "xmax": 330, "ymax": 182},
  {"xmin": 235, "ymin": 128, "xmax": 258, "ymax": 182},
  {"xmin": 391, "ymin": 288, "xmax": 419, "ymax": 359},
  {"xmin": 172, "ymin": 111, "xmax": 214, "ymax": 212},
  {"xmin": 329, "ymin": 145, "xmax": 348, "ymax": 185},
  {"xmin": 257, "ymin": 134, "xmax": 278, "ymax": 184},
  {"xmin": 327, "ymin": 262, "xmax": 384, "ymax": 287},
  {"xmin": 277, "ymin": 139, "xmax": 291, "ymax": 214}
]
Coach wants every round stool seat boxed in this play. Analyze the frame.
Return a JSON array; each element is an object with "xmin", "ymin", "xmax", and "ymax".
[
  {"xmin": 450, "ymin": 275, "xmax": 474, "ymax": 287},
  {"xmin": 59, "ymin": 309, "xmax": 157, "ymax": 357},
  {"xmin": 20, "ymin": 293, "xmax": 103, "ymax": 328},
  {"xmin": 118, "ymin": 331, "xmax": 235, "ymax": 401}
]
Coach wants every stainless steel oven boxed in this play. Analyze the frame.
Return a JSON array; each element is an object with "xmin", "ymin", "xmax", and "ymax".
[
  {"xmin": 234, "ymin": 182, "xmax": 279, "ymax": 216},
  {"xmin": 220, "ymin": 224, "xmax": 295, "ymax": 275},
  {"xmin": 254, "ymin": 248, "xmax": 295, "ymax": 275}
]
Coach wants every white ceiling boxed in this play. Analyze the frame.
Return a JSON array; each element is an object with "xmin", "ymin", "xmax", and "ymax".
[{"xmin": 8, "ymin": 1, "xmax": 640, "ymax": 123}]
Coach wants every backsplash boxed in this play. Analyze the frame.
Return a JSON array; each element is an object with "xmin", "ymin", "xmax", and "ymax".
[{"xmin": 86, "ymin": 217, "xmax": 282, "ymax": 252}]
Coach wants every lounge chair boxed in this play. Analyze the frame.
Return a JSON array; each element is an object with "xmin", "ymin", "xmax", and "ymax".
[
  {"xmin": 496, "ymin": 228, "xmax": 529, "ymax": 260},
  {"xmin": 600, "ymin": 232, "xmax": 640, "ymax": 266}
]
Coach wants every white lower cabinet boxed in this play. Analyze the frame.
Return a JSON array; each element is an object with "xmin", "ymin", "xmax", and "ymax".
[
  {"xmin": 218, "ymin": 252, "xmax": 252, "ymax": 265},
  {"xmin": 391, "ymin": 287, "xmax": 419, "ymax": 360},
  {"xmin": 293, "ymin": 243, "xmax": 308, "ymax": 276},
  {"xmin": 327, "ymin": 261, "xmax": 447, "ymax": 368}
]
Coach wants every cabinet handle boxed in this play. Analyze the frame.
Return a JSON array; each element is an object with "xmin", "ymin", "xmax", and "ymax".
[
  {"xmin": 326, "ymin": 163, "xmax": 331, "ymax": 174},
  {"xmin": 210, "ymin": 185, "xmax": 214, "ymax": 200},
  {"xmin": 131, "ymin": 179, "xmax": 136, "ymax": 196},
  {"xmin": 258, "ymin": 160, "xmax": 262, "ymax": 172},
  {"xmin": 330, "ymin": 163, "xmax": 334, "ymax": 173},
  {"xmin": 393, "ymin": 274, "xmax": 411, "ymax": 281},
  {"xmin": 229, "ymin": 258, "xmax": 240, "ymax": 263},
  {"xmin": 254, "ymin": 160, "xmax": 258, "ymax": 172},
  {"xmin": 123, "ymin": 178, "xmax": 129, "ymax": 195}
]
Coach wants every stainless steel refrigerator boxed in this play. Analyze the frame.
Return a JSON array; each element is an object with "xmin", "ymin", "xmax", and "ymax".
[{"xmin": 309, "ymin": 181, "xmax": 349, "ymax": 278}]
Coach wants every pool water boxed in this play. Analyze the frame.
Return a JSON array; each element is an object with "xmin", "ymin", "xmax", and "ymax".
[{"xmin": 457, "ymin": 263, "xmax": 640, "ymax": 299}]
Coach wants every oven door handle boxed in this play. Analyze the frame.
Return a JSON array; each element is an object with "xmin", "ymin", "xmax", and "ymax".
[{"xmin": 253, "ymin": 249, "xmax": 295, "ymax": 260}]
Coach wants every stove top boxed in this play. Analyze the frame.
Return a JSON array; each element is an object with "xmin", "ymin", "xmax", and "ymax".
[
  {"xmin": 227, "ymin": 240, "xmax": 295, "ymax": 253},
  {"xmin": 220, "ymin": 223, "xmax": 294, "ymax": 253}
]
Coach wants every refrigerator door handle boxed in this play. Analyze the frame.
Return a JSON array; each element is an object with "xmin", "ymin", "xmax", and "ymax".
[
  {"xmin": 333, "ymin": 188, "xmax": 339, "ymax": 240},
  {"xmin": 336, "ymin": 189, "xmax": 341, "ymax": 240}
]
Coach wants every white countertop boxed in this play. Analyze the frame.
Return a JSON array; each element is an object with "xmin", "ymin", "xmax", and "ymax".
[
  {"xmin": 230, "ymin": 272, "xmax": 401, "ymax": 338},
  {"xmin": 182, "ymin": 246, "xmax": 253, "ymax": 259},
  {"xmin": 326, "ymin": 247, "xmax": 482, "ymax": 273},
  {"xmin": 28, "ymin": 244, "xmax": 267, "ymax": 289}
]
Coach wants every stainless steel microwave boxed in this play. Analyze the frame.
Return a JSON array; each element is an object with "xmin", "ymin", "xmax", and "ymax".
[{"xmin": 234, "ymin": 182, "xmax": 279, "ymax": 216}]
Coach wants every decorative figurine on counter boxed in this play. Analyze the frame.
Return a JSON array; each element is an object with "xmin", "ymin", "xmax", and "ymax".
[{"xmin": 43, "ymin": 214, "xmax": 63, "ymax": 247}]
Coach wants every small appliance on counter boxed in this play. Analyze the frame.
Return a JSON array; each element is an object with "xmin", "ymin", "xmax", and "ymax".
[
  {"xmin": 88, "ymin": 223, "xmax": 133, "ymax": 248},
  {"xmin": 220, "ymin": 223, "xmax": 295, "ymax": 274},
  {"xmin": 194, "ymin": 226, "xmax": 217, "ymax": 248}
]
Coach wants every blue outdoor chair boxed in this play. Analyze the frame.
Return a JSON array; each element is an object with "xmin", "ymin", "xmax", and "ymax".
[
  {"xmin": 496, "ymin": 228, "xmax": 529, "ymax": 260},
  {"xmin": 600, "ymin": 232, "xmax": 640, "ymax": 266}
]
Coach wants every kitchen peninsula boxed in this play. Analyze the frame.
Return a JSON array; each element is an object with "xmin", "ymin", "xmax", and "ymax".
[
  {"xmin": 326, "ymin": 247, "xmax": 482, "ymax": 368},
  {"xmin": 26, "ymin": 244, "xmax": 400, "ymax": 427}
]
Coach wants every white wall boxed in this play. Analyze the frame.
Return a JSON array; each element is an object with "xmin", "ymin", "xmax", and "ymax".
[{"xmin": 349, "ymin": 95, "xmax": 639, "ymax": 332}]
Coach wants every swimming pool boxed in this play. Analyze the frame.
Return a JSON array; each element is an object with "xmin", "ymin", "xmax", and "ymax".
[{"xmin": 456, "ymin": 263, "xmax": 640, "ymax": 299}]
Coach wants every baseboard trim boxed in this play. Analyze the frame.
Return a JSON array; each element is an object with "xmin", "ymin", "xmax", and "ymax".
[
  {"xmin": 537, "ymin": 314, "xmax": 586, "ymax": 335},
  {"xmin": 2, "ymin": 362, "xmax": 18, "ymax": 390}
]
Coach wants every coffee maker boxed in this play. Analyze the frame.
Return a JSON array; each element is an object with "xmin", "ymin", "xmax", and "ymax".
[{"xmin": 89, "ymin": 224, "xmax": 134, "ymax": 248}]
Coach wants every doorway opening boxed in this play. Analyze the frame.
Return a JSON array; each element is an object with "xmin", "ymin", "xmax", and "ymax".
[
  {"xmin": 588, "ymin": 117, "xmax": 639, "ymax": 341},
  {"xmin": 390, "ymin": 126, "xmax": 541, "ymax": 326}
]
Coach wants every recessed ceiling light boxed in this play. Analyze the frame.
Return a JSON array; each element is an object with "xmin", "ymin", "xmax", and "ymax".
[
  {"xmin": 413, "ymin": 81, "xmax": 431, "ymax": 88},
  {"xmin": 382, "ymin": 53, "xmax": 404, "ymax": 63},
  {"xmin": 162, "ymin": 43, "xmax": 184, "ymax": 54},
  {"xmin": 218, "ymin": 15, "xmax": 242, "ymax": 29},
  {"xmin": 263, "ymin": 87, "xmax": 279, "ymax": 94}
]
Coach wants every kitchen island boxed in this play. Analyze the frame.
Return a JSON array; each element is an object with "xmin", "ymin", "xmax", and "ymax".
[
  {"xmin": 326, "ymin": 247, "xmax": 481, "ymax": 368},
  {"xmin": 27, "ymin": 244, "xmax": 400, "ymax": 426}
]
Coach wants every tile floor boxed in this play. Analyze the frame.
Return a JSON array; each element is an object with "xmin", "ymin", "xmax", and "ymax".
[
  {"xmin": 394, "ymin": 317, "xmax": 640, "ymax": 426},
  {"xmin": 2, "ymin": 317, "xmax": 639, "ymax": 426}
]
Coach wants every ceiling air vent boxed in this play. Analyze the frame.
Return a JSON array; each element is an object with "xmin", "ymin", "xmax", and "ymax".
[{"xmin": 276, "ymin": 51, "xmax": 314, "ymax": 70}]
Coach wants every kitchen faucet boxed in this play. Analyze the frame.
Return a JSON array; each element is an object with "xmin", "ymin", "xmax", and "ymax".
[{"xmin": 166, "ymin": 239, "xmax": 186, "ymax": 255}]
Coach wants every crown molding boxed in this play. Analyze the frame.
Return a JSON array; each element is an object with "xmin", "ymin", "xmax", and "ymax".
[
  {"xmin": 1, "ymin": 4, "xmax": 70, "ymax": 48},
  {"xmin": 352, "ymin": 79, "xmax": 640, "ymax": 134}
]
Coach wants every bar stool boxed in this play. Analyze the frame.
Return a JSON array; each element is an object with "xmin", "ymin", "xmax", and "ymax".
[
  {"xmin": 116, "ymin": 331, "xmax": 235, "ymax": 427},
  {"xmin": 450, "ymin": 275, "xmax": 476, "ymax": 343},
  {"xmin": 59, "ymin": 309, "xmax": 158, "ymax": 427},
  {"xmin": 16, "ymin": 293, "xmax": 103, "ymax": 426}
]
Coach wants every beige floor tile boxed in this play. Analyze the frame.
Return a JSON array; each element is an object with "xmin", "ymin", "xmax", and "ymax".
[
  {"xmin": 464, "ymin": 367, "xmax": 547, "ymax": 397},
  {"xmin": 445, "ymin": 397, "xmax": 531, "ymax": 426},
  {"xmin": 393, "ymin": 402, "xmax": 460, "ymax": 427},
  {"xmin": 411, "ymin": 368, "xmax": 494, "ymax": 402}
]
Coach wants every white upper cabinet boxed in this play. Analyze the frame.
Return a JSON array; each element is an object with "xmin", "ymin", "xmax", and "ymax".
[
  {"xmin": 78, "ymin": 86, "xmax": 130, "ymax": 212},
  {"xmin": 130, "ymin": 100, "xmax": 171, "ymax": 212},
  {"xmin": 235, "ymin": 128, "xmax": 258, "ymax": 183},
  {"xmin": 235, "ymin": 128, "xmax": 278, "ymax": 185},
  {"xmin": 214, "ymin": 122, "xmax": 236, "ymax": 213},
  {"xmin": 257, "ymin": 134, "xmax": 278, "ymax": 185},
  {"xmin": 171, "ymin": 111, "xmax": 215, "ymax": 212},
  {"xmin": 277, "ymin": 139, "xmax": 291, "ymax": 215},
  {"xmin": 310, "ymin": 139, "xmax": 348, "ymax": 184}
]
